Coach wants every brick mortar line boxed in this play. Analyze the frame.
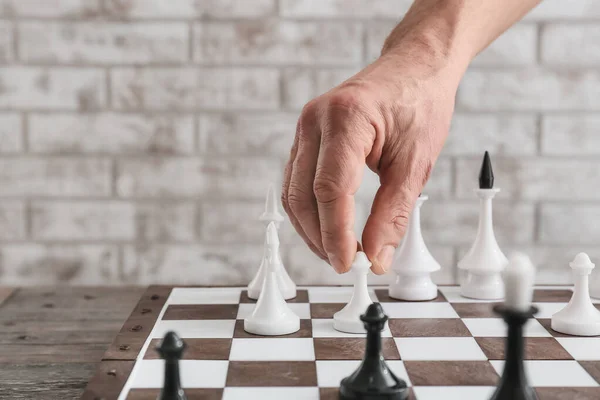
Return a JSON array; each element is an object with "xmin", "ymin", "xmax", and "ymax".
[
  {"xmin": 4, "ymin": 15, "xmax": 600, "ymax": 23},
  {"xmin": 0, "ymin": 154, "xmax": 585, "ymax": 161},
  {"xmin": 12, "ymin": 109, "xmax": 580, "ymax": 116},
  {"xmin": 9, "ymin": 63, "xmax": 600, "ymax": 71},
  {"xmin": 6, "ymin": 108, "xmax": 600, "ymax": 114},
  {"xmin": 536, "ymin": 23, "xmax": 544, "ymax": 64},
  {"xmin": 7, "ymin": 61, "xmax": 366, "ymax": 68},
  {"xmin": 105, "ymin": 68, "xmax": 112, "ymax": 109}
]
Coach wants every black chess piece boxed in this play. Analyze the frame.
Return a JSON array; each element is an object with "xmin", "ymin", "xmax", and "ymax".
[
  {"xmin": 489, "ymin": 305, "xmax": 539, "ymax": 400},
  {"xmin": 339, "ymin": 303, "xmax": 409, "ymax": 400},
  {"xmin": 156, "ymin": 331, "xmax": 187, "ymax": 400},
  {"xmin": 479, "ymin": 150, "xmax": 494, "ymax": 189}
]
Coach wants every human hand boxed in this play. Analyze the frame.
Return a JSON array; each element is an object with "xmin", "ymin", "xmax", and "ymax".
[{"xmin": 281, "ymin": 30, "xmax": 468, "ymax": 275}]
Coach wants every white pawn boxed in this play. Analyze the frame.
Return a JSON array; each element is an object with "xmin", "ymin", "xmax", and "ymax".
[
  {"xmin": 244, "ymin": 222, "xmax": 300, "ymax": 336},
  {"xmin": 247, "ymin": 184, "xmax": 296, "ymax": 300},
  {"xmin": 334, "ymin": 252, "xmax": 375, "ymax": 334},
  {"xmin": 389, "ymin": 194, "xmax": 441, "ymax": 301},
  {"xmin": 552, "ymin": 253, "xmax": 600, "ymax": 336},
  {"xmin": 459, "ymin": 152, "xmax": 507, "ymax": 300}
]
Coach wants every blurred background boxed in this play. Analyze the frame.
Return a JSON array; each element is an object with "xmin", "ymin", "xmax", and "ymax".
[{"xmin": 0, "ymin": 0, "xmax": 597, "ymax": 286}]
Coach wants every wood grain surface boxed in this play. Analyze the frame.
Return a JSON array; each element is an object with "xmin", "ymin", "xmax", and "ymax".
[{"xmin": 0, "ymin": 286, "xmax": 145, "ymax": 400}]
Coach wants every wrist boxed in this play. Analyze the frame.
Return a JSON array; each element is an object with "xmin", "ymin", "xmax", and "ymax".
[{"xmin": 380, "ymin": 4, "xmax": 474, "ymax": 83}]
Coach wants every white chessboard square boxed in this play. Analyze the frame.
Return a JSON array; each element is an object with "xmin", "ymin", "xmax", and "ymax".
[
  {"xmin": 167, "ymin": 287, "xmax": 242, "ymax": 305},
  {"xmin": 532, "ymin": 303, "xmax": 567, "ymax": 318},
  {"xmin": 413, "ymin": 386, "xmax": 496, "ymax": 400},
  {"xmin": 316, "ymin": 360, "xmax": 411, "ymax": 388},
  {"xmin": 222, "ymin": 387, "xmax": 320, "ymax": 400},
  {"xmin": 129, "ymin": 360, "xmax": 228, "ymax": 388},
  {"xmin": 236, "ymin": 303, "xmax": 311, "ymax": 320},
  {"xmin": 151, "ymin": 320, "xmax": 235, "ymax": 338},
  {"xmin": 307, "ymin": 287, "xmax": 377, "ymax": 303},
  {"xmin": 380, "ymin": 302, "xmax": 458, "ymax": 319},
  {"xmin": 438, "ymin": 286, "xmax": 500, "ymax": 303},
  {"xmin": 490, "ymin": 360, "xmax": 599, "ymax": 387},
  {"xmin": 394, "ymin": 338, "xmax": 487, "ymax": 361},
  {"xmin": 229, "ymin": 338, "xmax": 315, "ymax": 361},
  {"xmin": 557, "ymin": 338, "xmax": 600, "ymax": 360},
  {"xmin": 463, "ymin": 318, "xmax": 551, "ymax": 337},
  {"xmin": 311, "ymin": 318, "xmax": 392, "ymax": 338}
]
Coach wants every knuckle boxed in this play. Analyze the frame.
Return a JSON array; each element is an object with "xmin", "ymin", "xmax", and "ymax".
[
  {"xmin": 391, "ymin": 212, "xmax": 410, "ymax": 233},
  {"xmin": 326, "ymin": 87, "xmax": 366, "ymax": 111},
  {"xmin": 287, "ymin": 186, "xmax": 312, "ymax": 215},
  {"xmin": 300, "ymin": 98, "xmax": 320, "ymax": 118},
  {"xmin": 313, "ymin": 175, "xmax": 343, "ymax": 203}
]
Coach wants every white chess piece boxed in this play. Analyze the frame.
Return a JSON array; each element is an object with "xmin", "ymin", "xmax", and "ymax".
[
  {"xmin": 389, "ymin": 194, "xmax": 441, "ymax": 301},
  {"xmin": 247, "ymin": 184, "xmax": 296, "ymax": 300},
  {"xmin": 247, "ymin": 230, "xmax": 296, "ymax": 300},
  {"xmin": 552, "ymin": 253, "xmax": 600, "ymax": 336},
  {"xmin": 244, "ymin": 222, "xmax": 300, "ymax": 336},
  {"xmin": 458, "ymin": 188, "xmax": 507, "ymax": 300},
  {"xmin": 502, "ymin": 252, "xmax": 536, "ymax": 312},
  {"xmin": 260, "ymin": 183, "xmax": 284, "ymax": 226},
  {"xmin": 333, "ymin": 252, "xmax": 375, "ymax": 334}
]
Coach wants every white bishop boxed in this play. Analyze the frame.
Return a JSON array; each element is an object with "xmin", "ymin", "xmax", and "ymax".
[
  {"xmin": 244, "ymin": 222, "xmax": 300, "ymax": 336},
  {"xmin": 247, "ymin": 184, "xmax": 296, "ymax": 300}
]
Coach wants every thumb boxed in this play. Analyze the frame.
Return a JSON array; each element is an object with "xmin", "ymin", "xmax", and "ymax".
[{"xmin": 362, "ymin": 154, "xmax": 432, "ymax": 274}]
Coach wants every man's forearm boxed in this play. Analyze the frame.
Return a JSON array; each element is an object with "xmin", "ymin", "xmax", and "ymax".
[{"xmin": 382, "ymin": 0, "xmax": 541, "ymax": 74}]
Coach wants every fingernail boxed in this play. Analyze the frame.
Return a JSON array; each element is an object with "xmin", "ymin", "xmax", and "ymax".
[
  {"xmin": 376, "ymin": 245, "xmax": 395, "ymax": 273},
  {"xmin": 327, "ymin": 253, "xmax": 345, "ymax": 273}
]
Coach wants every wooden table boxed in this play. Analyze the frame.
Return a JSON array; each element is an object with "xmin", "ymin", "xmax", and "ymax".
[{"xmin": 0, "ymin": 286, "xmax": 145, "ymax": 400}]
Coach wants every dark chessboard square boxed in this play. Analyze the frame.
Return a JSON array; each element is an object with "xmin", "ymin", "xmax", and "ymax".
[
  {"xmin": 537, "ymin": 319, "xmax": 573, "ymax": 337},
  {"xmin": 226, "ymin": 361, "xmax": 317, "ymax": 386},
  {"xmin": 127, "ymin": 388, "xmax": 223, "ymax": 400},
  {"xmin": 240, "ymin": 290, "xmax": 309, "ymax": 303},
  {"xmin": 475, "ymin": 337, "xmax": 573, "ymax": 360},
  {"xmin": 579, "ymin": 361, "xmax": 600, "ymax": 384},
  {"xmin": 310, "ymin": 303, "xmax": 344, "ymax": 319},
  {"xmin": 233, "ymin": 319, "xmax": 312, "ymax": 338},
  {"xmin": 162, "ymin": 304, "xmax": 238, "ymax": 320},
  {"xmin": 535, "ymin": 387, "xmax": 600, "ymax": 400},
  {"xmin": 375, "ymin": 289, "xmax": 446, "ymax": 303},
  {"xmin": 389, "ymin": 318, "xmax": 471, "ymax": 337},
  {"xmin": 144, "ymin": 338, "xmax": 231, "ymax": 360},
  {"xmin": 404, "ymin": 361, "xmax": 499, "ymax": 386},
  {"xmin": 533, "ymin": 289, "xmax": 573, "ymax": 302},
  {"xmin": 451, "ymin": 302, "xmax": 502, "ymax": 318},
  {"xmin": 314, "ymin": 337, "xmax": 400, "ymax": 360},
  {"xmin": 319, "ymin": 387, "xmax": 416, "ymax": 400}
]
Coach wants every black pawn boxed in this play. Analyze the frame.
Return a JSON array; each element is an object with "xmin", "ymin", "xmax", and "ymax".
[
  {"xmin": 339, "ymin": 303, "xmax": 409, "ymax": 400},
  {"xmin": 156, "ymin": 331, "xmax": 187, "ymax": 400},
  {"xmin": 479, "ymin": 151, "xmax": 494, "ymax": 189},
  {"xmin": 489, "ymin": 305, "xmax": 539, "ymax": 400}
]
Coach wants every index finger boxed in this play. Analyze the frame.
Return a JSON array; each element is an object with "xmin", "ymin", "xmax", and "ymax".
[{"xmin": 314, "ymin": 103, "xmax": 375, "ymax": 273}]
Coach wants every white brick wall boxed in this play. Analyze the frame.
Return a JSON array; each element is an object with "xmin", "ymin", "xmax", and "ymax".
[{"xmin": 0, "ymin": 0, "xmax": 596, "ymax": 285}]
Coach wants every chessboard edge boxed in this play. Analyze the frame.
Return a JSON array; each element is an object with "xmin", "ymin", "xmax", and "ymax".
[{"xmin": 101, "ymin": 285, "xmax": 173, "ymax": 361}]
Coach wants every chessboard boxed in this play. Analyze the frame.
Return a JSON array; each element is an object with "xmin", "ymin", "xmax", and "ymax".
[{"xmin": 81, "ymin": 285, "xmax": 600, "ymax": 400}]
